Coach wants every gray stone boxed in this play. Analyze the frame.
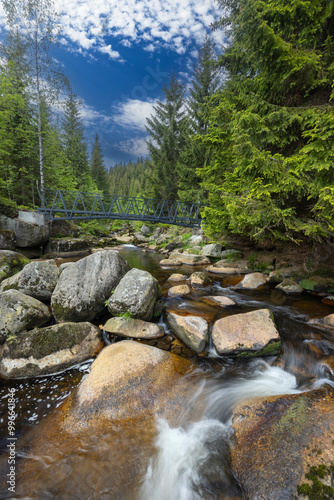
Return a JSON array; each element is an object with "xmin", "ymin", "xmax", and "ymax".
[
  {"xmin": 0, "ymin": 290, "xmax": 51, "ymax": 344},
  {"xmin": 0, "ymin": 215, "xmax": 50, "ymax": 248},
  {"xmin": 156, "ymin": 235, "xmax": 168, "ymax": 244},
  {"xmin": 275, "ymin": 279, "xmax": 303, "ymax": 295},
  {"xmin": 52, "ymin": 250, "xmax": 130, "ymax": 323},
  {"xmin": 0, "ymin": 260, "xmax": 59, "ymax": 300},
  {"xmin": 108, "ymin": 268, "xmax": 160, "ymax": 320},
  {"xmin": 153, "ymin": 227, "xmax": 163, "ymax": 237},
  {"xmin": 0, "ymin": 250, "xmax": 30, "ymax": 284},
  {"xmin": 104, "ymin": 317, "xmax": 164, "ymax": 339},
  {"xmin": 160, "ymin": 258, "xmax": 182, "ymax": 266},
  {"xmin": 46, "ymin": 237, "xmax": 95, "ymax": 256},
  {"xmin": 235, "ymin": 272, "xmax": 267, "ymax": 290},
  {"xmin": 0, "ymin": 230, "xmax": 16, "ymax": 250},
  {"xmin": 167, "ymin": 312, "xmax": 209, "ymax": 353},
  {"xmin": 201, "ymin": 243, "xmax": 222, "ymax": 258},
  {"xmin": 188, "ymin": 235, "xmax": 203, "ymax": 246},
  {"xmin": 59, "ymin": 262, "xmax": 75, "ymax": 273},
  {"xmin": 207, "ymin": 259, "xmax": 250, "ymax": 275},
  {"xmin": 190, "ymin": 271, "xmax": 211, "ymax": 287},
  {"xmin": 212, "ymin": 309, "xmax": 280, "ymax": 355},
  {"xmin": 140, "ymin": 225, "xmax": 151, "ymax": 236},
  {"xmin": 0, "ymin": 322, "xmax": 102, "ymax": 378},
  {"xmin": 134, "ymin": 233, "xmax": 147, "ymax": 243}
]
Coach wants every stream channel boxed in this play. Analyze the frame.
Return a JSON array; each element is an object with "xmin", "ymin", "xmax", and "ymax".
[{"xmin": 0, "ymin": 245, "xmax": 334, "ymax": 499}]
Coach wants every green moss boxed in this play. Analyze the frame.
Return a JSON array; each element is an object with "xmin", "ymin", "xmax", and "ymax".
[
  {"xmin": 236, "ymin": 340, "xmax": 281, "ymax": 358},
  {"xmin": 274, "ymin": 397, "xmax": 308, "ymax": 436},
  {"xmin": 296, "ymin": 463, "xmax": 334, "ymax": 499}
]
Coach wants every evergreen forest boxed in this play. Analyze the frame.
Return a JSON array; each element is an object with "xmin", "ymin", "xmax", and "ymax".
[{"xmin": 1, "ymin": 0, "xmax": 334, "ymax": 245}]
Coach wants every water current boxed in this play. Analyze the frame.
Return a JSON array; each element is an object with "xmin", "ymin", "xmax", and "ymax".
[{"xmin": 0, "ymin": 245, "xmax": 333, "ymax": 499}]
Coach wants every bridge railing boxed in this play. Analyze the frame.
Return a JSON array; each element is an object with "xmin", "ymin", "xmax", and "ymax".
[{"xmin": 37, "ymin": 188, "xmax": 205, "ymax": 228}]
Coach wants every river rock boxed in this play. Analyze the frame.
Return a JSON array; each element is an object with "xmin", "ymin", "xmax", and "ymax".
[
  {"xmin": 322, "ymin": 295, "xmax": 334, "ymax": 306},
  {"xmin": 221, "ymin": 249, "xmax": 243, "ymax": 259},
  {"xmin": 190, "ymin": 271, "xmax": 211, "ymax": 287},
  {"xmin": 167, "ymin": 273, "xmax": 187, "ymax": 282},
  {"xmin": 46, "ymin": 237, "xmax": 95, "ymax": 256},
  {"xmin": 52, "ymin": 250, "xmax": 130, "ymax": 323},
  {"xmin": 235, "ymin": 272, "xmax": 267, "ymax": 290},
  {"xmin": 0, "ymin": 215, "xmax": 50, "ymax": 248},
  {"xmin": 170, "ymin": 252, "xmax": 210, "ymax": 265},
  {"xmin": 188, "ymin": 235, "xmax": 203, "ymax": 246},
  {"xmin": 0, "ymin": 229, "xmax": 16, "ymax": 250},
  {"xmin": 308, "ymin": 313, "xmax": 334, "ymax": 330},
  {"xmin": 0, "ymin": 322, "xmax": 103, "ymax": 378},
  {"xmin": 231, "ymin": 386, "xmax": 334, "ymax": 499},
  {"xmin": 104, "ymin": 317, "xmax": 164, "ymax": 339},
  {"xmin": 212, "ymin": 309, "xmax": 280, "ymax": 355},
  {"xmin": 201, "ymin": 296, "xmax": 237, "ymax": 307},
  {"xmin": 201, "ymin": 243, "xmax": 222, "ymax": 258},
  {"xmin": 134, "ymin": 233, "xmax": 147, "ymax": 243},
  {"xmin": 168, "ymin": 284, "xmax": 191, "ymax": 297},
  {"xmin": 160, "ymin": 258, "xmax": 182, "ymax": 266},
  {"xmin": 140, "ymin": 225, "xmax": 151, "ymax": 236},
  {"xmin": 167, "ymin": 312, "xmax": 209, "ymax": 353},
  {"xmin": 207, "ymin": 260, "xmax": 250, "ymax": 275},
  {"xmin": 108, "ymin": 268, "xmax": 160, "ymax": 320},
  {"xmin": 0, "ymin": 250, "xmax": 30, "ymax": 283},
  {"xmin": 0, "ymin": 259, "xmax": 59, "ymax": 300},
  {"xmin": 0, "ymin": 290, "xmax": 51, "ymax": 344},
  {"xmin": 276, "ymin": 278, "xmax": 303, "ymax": 295}
]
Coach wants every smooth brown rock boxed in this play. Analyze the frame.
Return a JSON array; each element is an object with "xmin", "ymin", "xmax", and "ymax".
[
  {"xmin": 103, "ymin": 317, "xmax": 164, "ymax": 339},
  {"xmin": 322, "ymin": 295, "xmax": 334, "ymax": 306},
  {"xmin": 168, "ymin": 284, "xmax": 191, "ymax": 297},
  {"xmin": 167, "ymin": 312, "xmax": 209, "ymax": 353},
  {"xmin": 212, "ymin": 309, "xmax": 279, "ymax": 355},
  {"xmin": 231, "ymin": 387, "xmax": 334, "ymax": 500},
  {"xmin": 235, "ymin": 272, "xmax": 267, "ymax": 290},
  {"xmin": 167, "ymin": 273, "xmax": 187, "ymax": 282},
  {"xmin": 201, "ymin": 296, "xmax": 237, "ymax": 307},
  {"xmin": 308, "ymin": 313, "xmax": 334, "ymax": 330},
  {"xmin": 190, "ymin": 271, "xmax": 211, "ymax": 288}
]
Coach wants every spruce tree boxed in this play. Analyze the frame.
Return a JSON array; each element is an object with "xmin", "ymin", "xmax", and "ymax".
[
  {"xmin": 177, "ymin": 36, "xmax": 220, "ymax": 202},
  {"xmin": 146, "ymin": 74, "xmax": 188, "ymax": 200},
  {"xmin": 62, "ymin": 88, "xmax": 91, "ymax": 191},
  {"xmin": 90, "ymin": 134, "xmax": 109, "ymax": 192}
]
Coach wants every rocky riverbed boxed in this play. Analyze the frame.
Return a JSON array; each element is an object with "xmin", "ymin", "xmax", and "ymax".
[{"xmin": 0, "ymin": 219, "xmax": 334, "ymax": 499}]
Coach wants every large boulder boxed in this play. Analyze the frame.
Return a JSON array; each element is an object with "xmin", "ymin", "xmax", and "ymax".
[
  {"xmin": 0, "ymin": 322, "xmax": 103, "ymax": 378},
  {"xmin": 201, "ymin": 243, "xmax": 222, "ymax": 258},
  {"xmin": 0, "ymin": 215, "xmax": 50, "ymax": 248},
  {"xmin": 104, "ymin": 317, "xmax": 164, "ymax": 339},
  {"xmin": 167, "ymin": 312, "xmax": 209, "ymax": 353},
  {"xmin": 0, "ymin": 250, "xmax": 30, "ymax": 283},
  {"xmin": 212, "ymin": 308, "xmax": 280, "ymax": 356},
  {"xmin": 170, "ymin": 252, "xmax": 210, "ymax": 265},
  {"xmin": 108, "ymin": 268, "xmax": 160, "ymax": 320},
  {"xmin": 0, "ymin": 260, "xmax": 59, "ymax": 300},
  {"xmin": 0, "ymin": 229, "xmax": 16, "ymax": 250},
  {"xmin": 51, "ymin": 250, "xmax": 130, "ymax": 323},
  {"xmin": 46, "ymin": 237, "xmax": 95, "ymax": 256},
  {"xmin": 231, "ymin": 387, "xmax": 334, "ymax": 499},
  {"xmin": 0, "ymin": 290, "xmax": 51, "ymax": 344},
  {"xmin": 0, "ymin": 341, "xmax": 198, "ymax": 498}
]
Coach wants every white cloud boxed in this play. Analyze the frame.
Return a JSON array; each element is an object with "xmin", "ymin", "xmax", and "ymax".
[
  {"xmin": 51, "ymin": 0, "xmax": 222, "ymax": 58},
  {"xmin": 112, "ymin": 98, "xmax": 156, "ymax": 131},
  {"xmin": 117, "ymin": 137, "xmax": 150, "ymax": 157}
]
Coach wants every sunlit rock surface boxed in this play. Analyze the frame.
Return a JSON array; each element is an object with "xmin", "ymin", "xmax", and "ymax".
[
  {"xmin": 212, "ymin": 308, "xmax": 280, "ymax": 355},
  {"xmin": 104, "ymin": 317, "xmax": 164, "ymax": 339},
  {"xmin": 167, "ymin": 312, "xmax": 209, "ymax": 353},
  {"xmin": 235, "ymin": 272, "xmax": 267, "ymax": 290},
  {"xmin": 231, "ymin": 386, "xmax": 334, "ymax": 499}
]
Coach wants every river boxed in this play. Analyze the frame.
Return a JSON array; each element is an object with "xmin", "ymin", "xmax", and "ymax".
[{"xmin": 0, "ymin": 245, "xmax": 333, "ymax": 499}]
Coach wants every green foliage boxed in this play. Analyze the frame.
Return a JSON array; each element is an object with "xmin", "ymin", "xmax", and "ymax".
[
  {"xmin": 108, "ymin": 157, "xmax": 153, "ymax": 197},
  {"xmin": 90, "ymin": 134, "xmax": 109, "ymax": 192},
  {"xmin": 199, "ymin": 0, "xmax": 334, "ymax": 243},
  {"xmin": 296, "ymin": 463, "xmax": 334, "ymax": 499}
]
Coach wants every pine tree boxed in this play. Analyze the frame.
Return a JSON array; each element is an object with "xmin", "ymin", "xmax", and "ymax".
[
  {"xmin": 146, "ymin": 74, "xmax": 188, "ymax": 200},
  {"xmin": 62, "ymin": 88, "xmax": 91, "ymax": 191},
  {"xmin": 90, "ymin": 134, "xmax": 109, "ymax": 192},
  {"xmin": 177, "ymin": 36, "xmax": 220, "ymax": 202}
]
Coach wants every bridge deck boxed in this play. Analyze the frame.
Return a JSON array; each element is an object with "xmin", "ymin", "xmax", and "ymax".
[{"xmin": 37, "ymin": 189, "xmax": 204, "ymax": 228}]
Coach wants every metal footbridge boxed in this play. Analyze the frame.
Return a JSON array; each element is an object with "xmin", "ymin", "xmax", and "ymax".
[{"xmin": 37, "ymin": 189, "xmax": 204, "ymax": 228}]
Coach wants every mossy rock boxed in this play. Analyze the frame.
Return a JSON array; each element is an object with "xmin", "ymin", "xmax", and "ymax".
[
  {"xmin": 299, "ymin": 277, "xmax": 334, "ymax": 294},
  {"xmin": 236, "ymin": 340, "xmax": 281, "ymax": 358},
  {"xmin": 0, "ymin": 196, "xmax": 19, "ymax": 218},
  {"xmin": 0, "ymin": 250, "xmax": 30, "ymax": 283}
]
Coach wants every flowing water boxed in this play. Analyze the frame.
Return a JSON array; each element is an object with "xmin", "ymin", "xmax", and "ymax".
[{"xmin": 0, "ymin": 245, "xmax": 333, "ymax": 499}]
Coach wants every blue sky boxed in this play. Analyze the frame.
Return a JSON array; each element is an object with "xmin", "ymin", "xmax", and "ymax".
[{"xmin": 0, "ymin": 0, "xmax": 225, "ymax": 169}]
